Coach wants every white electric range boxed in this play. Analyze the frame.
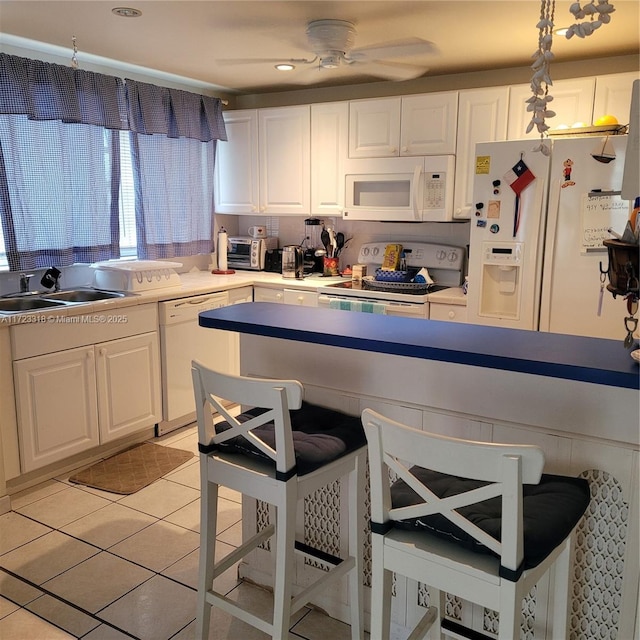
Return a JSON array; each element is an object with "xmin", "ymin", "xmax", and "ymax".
[{"xmin": 317, "ymin": 241, "xmax": 465, "ymax": 318}]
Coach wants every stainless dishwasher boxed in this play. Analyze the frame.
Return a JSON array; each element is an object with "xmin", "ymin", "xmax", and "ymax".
[{"xmin": 158, "ymin": 291, "xmax": 232, "ymax": 435}]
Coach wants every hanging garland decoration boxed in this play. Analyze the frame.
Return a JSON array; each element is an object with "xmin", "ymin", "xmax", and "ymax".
[{"xmin": 528, "ymin": 0, "xmax": 616, "ymax": 155}]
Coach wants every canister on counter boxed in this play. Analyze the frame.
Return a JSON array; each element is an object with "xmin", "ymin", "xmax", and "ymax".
[{"xmin": 352, "ymin": 264, "xmax": 367, "ymax": 283}]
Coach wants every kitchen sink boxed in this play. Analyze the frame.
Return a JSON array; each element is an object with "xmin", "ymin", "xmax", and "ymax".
[
  {"xmin": 0, "ymin": 297, "xmax": 67, "ymax": 312},
  {"xmin": 41, "ymin": 288, "xmax": 126, "ymax": 303}
]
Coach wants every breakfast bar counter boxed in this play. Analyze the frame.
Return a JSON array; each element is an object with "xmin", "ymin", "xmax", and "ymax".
[{"xmin": 199, "ymin": 303, "xmax": 639, "ymax": 639}]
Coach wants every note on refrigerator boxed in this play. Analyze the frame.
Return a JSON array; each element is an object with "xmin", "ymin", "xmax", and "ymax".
[{"xmin": 580, "ymin": 192, "xmax": 630, "ymax": 252}]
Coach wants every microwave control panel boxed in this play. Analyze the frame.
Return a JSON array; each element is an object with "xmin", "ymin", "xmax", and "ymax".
[{"xmin": 423, "ymin": 173, "xmax": 447, "ymax": 210}]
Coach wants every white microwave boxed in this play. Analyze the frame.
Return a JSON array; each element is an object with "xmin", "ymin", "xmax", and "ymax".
[{"xmin": 342, "ymin": 155, "xmax": 455, "ymax": 222}]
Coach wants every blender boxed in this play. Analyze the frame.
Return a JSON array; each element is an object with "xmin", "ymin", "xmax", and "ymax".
[{"xmin": 303, "ymin": 218, "xmax": 324, "ymax": 274}]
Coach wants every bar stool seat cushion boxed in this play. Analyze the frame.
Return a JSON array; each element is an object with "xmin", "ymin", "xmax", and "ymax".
[
  {"xmin": 215, "ymin": 401, "xmax": 366, "ymax": 475},
  {"xmin": 390, "ymin": 468, "xmax": 590, "ymax": 569}
]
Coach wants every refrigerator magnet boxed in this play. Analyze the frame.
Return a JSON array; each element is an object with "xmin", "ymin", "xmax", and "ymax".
[{"xmin": 488, "ymin": 201, "xmax": 501, "ymax": 218}]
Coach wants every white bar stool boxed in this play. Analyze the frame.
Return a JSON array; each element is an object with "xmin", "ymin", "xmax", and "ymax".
[
  {"xmin": 192, "ymin": 360, "xmax": 366, "ymax": 639},
  {"xmin": 362, "ymin": 408, "xmax": 590, "ymax": 640}
]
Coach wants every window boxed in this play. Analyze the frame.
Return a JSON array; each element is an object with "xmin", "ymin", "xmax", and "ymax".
[{"xmin": 0, "ymin": 53, "xmax": 227, "ymax": 272}]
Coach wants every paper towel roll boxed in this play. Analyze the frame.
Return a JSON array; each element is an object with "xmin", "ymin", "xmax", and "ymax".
[{"xmin": 218, "ymin": 228, "xmax": 228, "ymax": 271}]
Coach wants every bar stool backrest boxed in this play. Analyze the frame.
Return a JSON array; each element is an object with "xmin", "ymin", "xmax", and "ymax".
[
  {"xmin": 192, "ymin": 361, "xmax": 304, "ymax": 475},
  {"xmin": 363, "ymin": 408, "xmax": 546, "ymax": 574}
]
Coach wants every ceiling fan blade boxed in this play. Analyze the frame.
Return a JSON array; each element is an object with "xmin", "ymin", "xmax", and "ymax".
[
  {"xmin": 348, "ymin": 37, "xmax": 438, "ymax": 62},
  {"xmin": 355, "ymin": 60, "xmax": 429, "ymax": 82},
  {"xmin": 216, "ymin": 57, "xmax": 314, "ymax": 66}
]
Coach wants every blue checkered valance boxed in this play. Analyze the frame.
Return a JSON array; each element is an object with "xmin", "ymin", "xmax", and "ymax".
[
  {"xmin": 0, "ymin": 53, "xmax": 227, "ymax": 142},
  {"xmin": 126, "ymin": 80, "xmax": 227, "ymax": 142},
  {"xmin": 0, "ymin": 53, "xmax": 128, "ymax": 129}
]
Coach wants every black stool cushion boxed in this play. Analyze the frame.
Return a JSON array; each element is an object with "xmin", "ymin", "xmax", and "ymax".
[
  {"xmin": 389, "ymin": 468, "xmax": 590, "ymax": 569},
  {"xmin": 215, "ymin": 401, "xmax": 366, "ymax": 475}
]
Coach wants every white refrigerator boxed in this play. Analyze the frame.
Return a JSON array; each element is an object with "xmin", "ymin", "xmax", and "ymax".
[{"xmin": 467, "ymin": 136, "xmax": 631, "ymax": 340}]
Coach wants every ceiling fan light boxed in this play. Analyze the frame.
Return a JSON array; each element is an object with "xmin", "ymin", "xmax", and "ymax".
[
  {"xmin": 275, "ymin": 63, "xmax": 295, "ymax": 71},
  {"xmin": 111, "ymin": 7, "xmax": 142, "ymax": 18}
]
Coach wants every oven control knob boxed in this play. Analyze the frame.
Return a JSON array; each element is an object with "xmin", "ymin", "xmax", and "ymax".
[
  {"xmin": 371, "ymin": 247, "xmax": 379, "ymax": 257},
  {"xmin": 436, "ymin": 249, "xmax": 447, "ymax": 261},
  {"xmin": 448, "ymin": 250, "xmax": 458, "ymax": 262}
]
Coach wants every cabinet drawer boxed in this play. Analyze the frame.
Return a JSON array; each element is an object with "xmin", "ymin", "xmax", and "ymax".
[
  {"xmin": 283, "ymin": 289, "xmax": 317, "ymax": 307},
  {"xmin": 429, "ymin": 303, "xmax": 467, "ymax": 323},
  {"xmin": 253, "ymin": 286, "xmax": 284, "ymax": 303}
]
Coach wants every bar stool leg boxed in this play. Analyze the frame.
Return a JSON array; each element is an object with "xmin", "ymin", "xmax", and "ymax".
[
  {"xmin": 272, "ymin": 485, "xmax": 297, "ymax": 638},
  {"xmin": 370, "ymin": 534, "xmax": 393, "ymax": 640},
  {"xmin": 550, "ymin": 538, "xmax": 572, "ymax": 640},
  {"xmin": 348, "ymin": 454, "xmax": 365, "ymax": 640},
  {"xmin": 196, "ymin": 478, "xmax": 219, "ymax": 639}
]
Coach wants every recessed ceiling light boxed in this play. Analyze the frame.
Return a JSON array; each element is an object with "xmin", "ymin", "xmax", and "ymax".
[
  {"xmin": 112, "ymin": 7, "xmax": 142, "ymax": 18},
  {"xmin": 275, "ymin": 63, "xmax": 295, "ymax": 72}
]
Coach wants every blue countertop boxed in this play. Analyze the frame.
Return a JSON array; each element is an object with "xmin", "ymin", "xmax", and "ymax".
[{"xmin": 199, "ymin": 303, "xmax": 640, "ymax": 390}]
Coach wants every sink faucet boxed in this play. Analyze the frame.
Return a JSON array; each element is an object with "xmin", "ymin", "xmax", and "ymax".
[{"xmin": 19, "ymin": 273, "xmax": 34, "ymax": 293}]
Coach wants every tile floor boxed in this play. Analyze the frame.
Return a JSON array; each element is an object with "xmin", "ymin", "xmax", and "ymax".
[{"xmin": 0, "ymin": 425, "xmax": 362, "ymax": 640}]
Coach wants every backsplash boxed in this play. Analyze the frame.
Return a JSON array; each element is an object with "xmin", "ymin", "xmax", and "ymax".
[{"xmin": 216, "ymin": 214, "xmax": 471, "ymax": 273}]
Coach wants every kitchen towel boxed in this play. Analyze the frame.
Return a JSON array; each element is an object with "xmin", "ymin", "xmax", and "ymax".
[
  {"xmin": 329, "ymin": 299, "xmax": 386, "ymax": 314},
  {"xmin": 69, "ymin": 443, "xmax": 193, "ymax": 494}
]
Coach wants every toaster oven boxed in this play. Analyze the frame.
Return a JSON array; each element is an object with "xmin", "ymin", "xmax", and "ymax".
[{"xmin": 227, "ymin": 236, "xmax": 278, "ymax": 271}]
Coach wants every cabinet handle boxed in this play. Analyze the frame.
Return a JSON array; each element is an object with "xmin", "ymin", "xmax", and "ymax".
[
  {"xmin": 87, "ymin": 350, "xmax": 94, "ymax": 360},
  {"xmin": 448, "ymin": 310, "xmax": 455, "ymax": 319},
  {"xmin": 401, "ymin": 146, "xmax": 408, "ymax": 153},
  {"xmin": 390, "ymin": 147, "xmax": 397, "ymax": 154},
  {"xmin": 276, "ymin": 293, "xmax": 283, "ymax": 300},
  {"xmin": 297, "ymin": 296, "xmax": 304, "ymax": 303},
  {"xmin": 99, "ymin": 348, "xmax": 107, "ymax": 356}
]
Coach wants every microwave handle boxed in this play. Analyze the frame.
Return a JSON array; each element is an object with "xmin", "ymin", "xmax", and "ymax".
[{"xmin": 412, "ymin": 164, "xmax": 422, "ymax": 221}]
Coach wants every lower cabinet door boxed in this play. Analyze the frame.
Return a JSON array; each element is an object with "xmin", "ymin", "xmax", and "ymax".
[
  {"xmin": 95, "ymin": 332, "xmax": 161, "ymax": 443},
  {"xmin": 14, "ymin": 346, "xmax": 99, "ymax": 473}
]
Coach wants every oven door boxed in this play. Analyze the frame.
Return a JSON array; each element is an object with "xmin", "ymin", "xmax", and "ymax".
[{"xmin": 318, "ymin": 294, "xmax": 428, "ymax": 318}]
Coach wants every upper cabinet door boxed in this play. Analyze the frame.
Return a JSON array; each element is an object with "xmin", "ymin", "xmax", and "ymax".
[
  {"xmin": 454, "ymin": 87, "xmax": 509, "ymax": 219},
  {"xmin": 214, "ymin": 110, "xmax": 259, "ymax": 214},
  {"xmin": 593, "ymin": 72, "xmax": 639, "ymax": 125},
  {"xmin": 311, "ymin": 102, "xmax": 348, "ymax": 216},
  {"xmin": 507, "ymin": 78, "xmax": 595, "ymax": 139},
  {"xmin": 349, "ymin": 97, "xmax": 401, "ymax": 158},
  {"xmin": 259, "ymin": 105, "xmax": 310, "ymax": 215},
  {"xmin": 400, "ymin": 92, "xmax": 458, "ymax": 155}
]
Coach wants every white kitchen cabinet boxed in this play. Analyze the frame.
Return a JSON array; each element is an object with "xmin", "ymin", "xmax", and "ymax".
[
  {"xmin": 454, "ymin": 87, "xmax": 509, "ymax": 219},
  {"xmin": 215, "ymin": 106, "xmax": 310, "ymax": 216},
  {"xmin": 95, "ymin": 333, "xmax": 161, "ymax": 444},
  {"xmin": 311, "ymin": 101, "xmax": 348, "ymax": 215},
  {"xmin": 214, "ymin": 110, "xmax": 259, "ymax": 214},
  {"xmin": 14, "ymin": 346, "xmax": 100, "ymax": 472},
  {"xmin": 429, "ymin": 302, "xmax": 467, "ymax": 323},
  {"xmin": 253, "ymin": 286, "xmax": 284, "ymax": 303},
  {"xmin": 258, "ymin": 105, "xmax": 310, "ymax": 215},
  {"xmin": 400, "ymin": 92, "xmax": 458, "ymax": 155},
  {"xmin": 349, "ymin": 93, "xmax": 458, "ymax": 158},
  {"xmin": 507, "ymin": 77, "xmax": 595, "ymax": 139},
  {"xmin": 11, "ymin": 305, "xmax": 161, "ymax": 473},
  {"xmin": 349, "ymin": 97, "xmax": 401, "ymax": 158},
  {"xmin": 593, "ymin": 71, "xmax": 639, "ymax": 124}
]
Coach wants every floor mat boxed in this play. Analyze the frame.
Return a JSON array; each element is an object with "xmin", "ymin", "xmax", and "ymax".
[{"xmin": 69, "ymin": 442, "xmax": 194, "ymax": 494}]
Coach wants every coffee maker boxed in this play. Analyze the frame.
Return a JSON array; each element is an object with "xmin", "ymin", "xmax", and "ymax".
[{"xmin": 282, "ymin": 245, "xmax": 304, "ymax": 279}]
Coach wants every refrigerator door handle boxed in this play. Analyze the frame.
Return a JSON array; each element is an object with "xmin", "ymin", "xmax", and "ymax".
[{"xmin": 538, "ymin": 178, "xmax": 563, "ymax": 332}]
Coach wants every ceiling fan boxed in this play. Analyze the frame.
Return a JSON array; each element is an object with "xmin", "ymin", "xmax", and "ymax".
[{"xmin": 218, "ymin": 19, "xmax": 438, "ymax": 82}]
